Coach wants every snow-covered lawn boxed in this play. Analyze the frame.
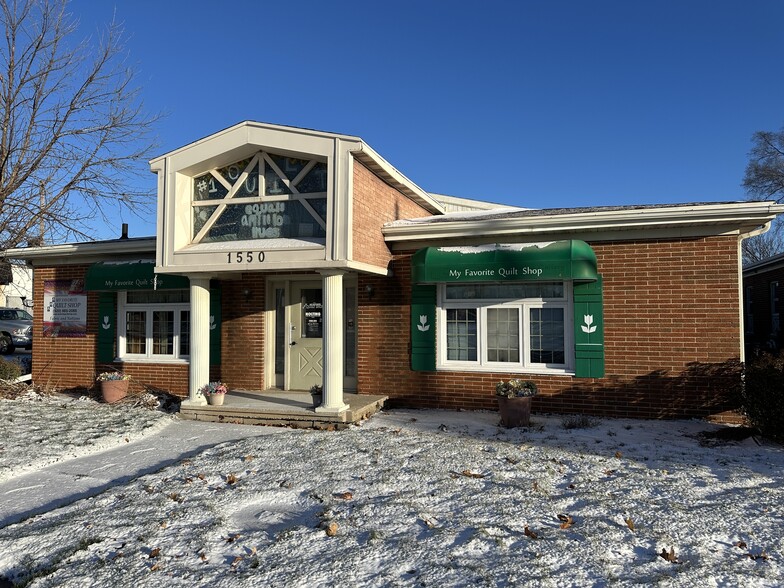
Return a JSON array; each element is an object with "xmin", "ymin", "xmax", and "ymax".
[
  {"xmin": 0, "ymin": 395, "xmax": 782, "ymax": 587},
  {"xmin": 0, "ymin": 394, "xmax": 173, "ymax": 483}
]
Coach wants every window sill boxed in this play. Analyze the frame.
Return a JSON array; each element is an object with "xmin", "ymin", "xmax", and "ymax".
[
  {"xmin": 437, "ymin": 364, "xmax": 574, "ymax": 377},
  {"xmin": 114, "ymin": 357, "xmax": 190, "ymax": 365}
]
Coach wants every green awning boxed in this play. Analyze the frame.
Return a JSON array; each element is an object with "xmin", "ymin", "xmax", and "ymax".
[
  {"xmin": 411, "ymin": 240, "xmax": 598, "ymax": 284},
  {"xmin": 85, "ymin": 260, "xmax": 190, "ymax": 291}
]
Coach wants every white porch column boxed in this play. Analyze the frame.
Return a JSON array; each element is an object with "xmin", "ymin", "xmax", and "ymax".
[
  {"xmin": 183, "ymin": 276, "xmax": 210, "ymax": 406},
  {"xmin": 316, "ymin": 270, "xmax": 349, "ymax": 414}
]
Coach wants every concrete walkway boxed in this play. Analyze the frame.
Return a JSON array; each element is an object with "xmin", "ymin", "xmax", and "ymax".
[{"xmin": 0, "ymin": 419, "xmax": 277, "ymax": 528}]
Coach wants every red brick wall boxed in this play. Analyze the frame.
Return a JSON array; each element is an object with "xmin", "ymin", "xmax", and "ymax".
[
  {"xmin": 30, "ymin": 266, "xmax": 232, "ymax": 397},
  {"xmin": 352, "ymin": 160, "xmax": 432, "ymax": 269},
  {"xmin": 32, "ymin": 266, "xmax": 98, "ymax": 390},
  {"xmin": 220, "ymin": 274, "xmax": 266, "ymax": 390},
  {"xmin": 357, "ymin": 235, "xmax": 743, "ymax": 421}
]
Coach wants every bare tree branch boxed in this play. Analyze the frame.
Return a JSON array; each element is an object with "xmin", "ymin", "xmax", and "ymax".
[
  {"xmin": 742, "ymin": 125, "xmax": 784, "ymax": 264},
  {"xmin": 0, "ymin": 0, "xmax": 159, "ymax": 249}
]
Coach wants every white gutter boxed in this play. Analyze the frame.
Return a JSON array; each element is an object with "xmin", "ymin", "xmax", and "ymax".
[
  {"xmin": 3, "ymin": 238, "xmax": 156, "ymax": 261},
  {"xmin": 383, "ymin": 202, "xmax": 784, "ymax": 241}
]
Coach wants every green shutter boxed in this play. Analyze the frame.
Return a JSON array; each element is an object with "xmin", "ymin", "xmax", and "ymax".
[
  {"xmin": 209, "ymin": 285, "xmax": 221, "ymax": 365},
  {"xmin": 97, "ymin": 292, "xmax": 116, "ymax": 363},
  {"xmin": 411, "ymin": 284, "xmax": 436, "ymax": 371},
  {"xmin": 573, "ymin": 277, "xmax": 604, "ymax": 378}
]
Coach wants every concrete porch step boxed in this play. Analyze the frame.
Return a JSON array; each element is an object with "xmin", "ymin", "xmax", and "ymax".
[{"xmin": 178, "ymin": 390, "xmax": 388, "ymax": 429}]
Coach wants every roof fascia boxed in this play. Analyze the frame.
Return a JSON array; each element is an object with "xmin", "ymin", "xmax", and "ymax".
[
  {"xmin": 383, "ymin": 202, "xmax": 784, "ymax": 242},
  {"xmin": 3, "ymin": 238, "xmax": 156, "ymax": 264},
  {"xmin": 350, "ymin": 142, "xmax": 444, "ymax": 215},
  {"xmin": 150, "ymin": 121, "xmax": 362, "ymax": 167}
]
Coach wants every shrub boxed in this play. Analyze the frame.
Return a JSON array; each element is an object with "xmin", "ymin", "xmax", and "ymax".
[
  {"xmin": 742, "ymin": 353, "xmax": 784, "ymax": 441},
  {"xmin": 0, "ymin": 358, "xmax": 22, "ymax": 381},
  {"xmin": 561, "ymin": 414, "xmax": 598, "ymax": 430}
]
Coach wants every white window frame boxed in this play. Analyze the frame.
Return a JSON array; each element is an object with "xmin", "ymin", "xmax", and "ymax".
[
  {"xmin": 436, "ymin": 282, "xmax": 574, "ymax": 374},
  {"xmin": 117, "ymin": 291, "xmax": 190, "ymax": 363}
]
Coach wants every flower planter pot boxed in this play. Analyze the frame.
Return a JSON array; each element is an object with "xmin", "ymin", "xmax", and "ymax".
[
  {"xmin": 311, "ymin": 394, "xmax": 322, "ymax": 408},
  {"xmin": 497, "ymin": 396, "xmax": 532, "ymax": 428},
  {"xmin": 100, "ymin": 380, "xmax": 129, "ymax": 404},
  {"xmin": 206, "ymin": 394, "xmax": 225, "ymax": 406}
]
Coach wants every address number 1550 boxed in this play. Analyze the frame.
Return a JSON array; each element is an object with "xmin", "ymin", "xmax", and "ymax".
[{"xmin": 226, "ymin": 251, "xmax": 266, "ymax": 264}]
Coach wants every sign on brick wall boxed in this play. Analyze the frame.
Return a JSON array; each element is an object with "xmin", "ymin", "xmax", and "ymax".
[{"xmin": 43, "ymin": 280, "xmax": 87, "ymax": 337}]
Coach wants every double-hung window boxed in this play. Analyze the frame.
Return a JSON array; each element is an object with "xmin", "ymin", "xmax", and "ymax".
[
  {"xmin": 118, "ymin": 290, "xmax": 190, "ymax": 361},
  {"xmin": 438, "ymin": 282, "xmax": 572, "ymax": 373}
]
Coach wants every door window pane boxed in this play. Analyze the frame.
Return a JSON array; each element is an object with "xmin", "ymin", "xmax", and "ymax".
[
  {"xmin": 302, "ymin": 289, "xmax": 323, "ymax": 339},
  {"xmin": 529, "ymin": 307, "xmax": 565, "ymax": 364},
  {"xmin": 446, "ymin": 308, "xmax": 477, "ymax": 361},
  {"xmin": 275, "ymin": 288, "xmax": 285, "ymax": 375},
  {"xmin": 487, "ymin": 307, "xmax": 520, "ymax": 363},
  {"xmin": 344, "ymin": 287, "xmax": 357, "ymax": 377}
]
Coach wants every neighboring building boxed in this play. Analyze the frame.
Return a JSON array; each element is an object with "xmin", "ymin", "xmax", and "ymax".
[
  {"xmin": 0, "ymin": 265, "xmax": 33, "ymax": 310},
  {"xmin": 4, "ymin": 122, "xmax": 783, "ymax": 421},
  {"xmin": 743, "ymin": 252, "xmax": 784, "ymax": 356}
]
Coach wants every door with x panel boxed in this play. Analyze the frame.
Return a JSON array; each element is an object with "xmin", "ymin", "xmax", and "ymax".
[{"xmin": 288, "ymin": 281, "xmax": 323, "ymax": 391}]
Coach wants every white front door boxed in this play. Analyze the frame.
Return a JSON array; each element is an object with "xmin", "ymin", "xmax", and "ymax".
[{"xmin": 288, "ymin": 281, "xmax": 323, "ymax": 391}]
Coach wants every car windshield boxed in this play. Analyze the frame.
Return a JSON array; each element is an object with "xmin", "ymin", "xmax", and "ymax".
[{"xmin": 0, "ymin": 309, "xmax": 32, "ymax": 320}]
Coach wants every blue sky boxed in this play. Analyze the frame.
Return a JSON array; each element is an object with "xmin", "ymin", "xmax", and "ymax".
[{"xmin": 68, "ymin": 0, "xmax": 784, "ymax": 239}]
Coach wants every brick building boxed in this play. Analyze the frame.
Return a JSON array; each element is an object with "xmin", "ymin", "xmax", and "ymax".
[
  {"xmin": 743, "ymin": 252, "xmax": 784, "ymax": 356},
  {"xmin": 5, "ymin": 122, "xmax": 783, "ymax": 420}
]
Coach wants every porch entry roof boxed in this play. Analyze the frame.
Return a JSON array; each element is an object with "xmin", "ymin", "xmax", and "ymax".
[
  {"xmin": 411, "ymin": 240, "xmax": 599, "ymax": 284},
  {"xmin": 85, "ymin": 260, "xmax": 189, "ymax": 291}
]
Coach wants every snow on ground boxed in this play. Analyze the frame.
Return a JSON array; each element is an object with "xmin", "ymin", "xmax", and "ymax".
[
  {"xmin": 0, "ymin": 397, "xmax": 782, "ymax": 587},
  {"xmin": 0, "ymin": 393, "xmax": 174, "ymax": 483}
]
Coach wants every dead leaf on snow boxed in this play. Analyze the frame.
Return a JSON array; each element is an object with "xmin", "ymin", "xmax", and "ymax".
[
  {"xmin": 335, "ymin": 491, "xmax": 353, "ymax": 500},
  {"xmin": 615, "ymin": 451, "xmax": 623, "ymax": 459},
  {"xmin": 325, "ymin": 522, "xmax": 339, "ymax": 537},
  {"xmin": 420, "ymin": 515, "xmax": 436, "ymax": 529},
  {"xmin": 624, "ymin": 517, "xmax": 635, "ymax": 532},
  {"xmin": 659, "ymin": 547, "xmax": 678, "ymax": 563},
  {"xmin": 225, "ymin": 533, "xmax": 241, "ymax": 543},
  {"xmin": 733, "ymin": 540, "xmax": 747, "ymax": 549},
  {"xmin": 505, "ymin": 456, "xmax": 520, "ymax": 465},
  {"xmin": 149, "ymin": 547, "xmax": 161, "ymax": 558},
  {"xmin": 226, "ymin": 473, "xmax": 238, "ymax": 485},
  {"xmin": 231, "ymin": 556, "xmax": 244, "ymax": 567},
  {"xmin": 557, "ymin": 514, "xmax": 574, "ymax": 529},
  {"xmin": 604, "ymin": 469, "xmax": 616, "ymax": 476},
  {"xmin": 524, "ymin": 526, "xmax": 539, "ymax": 539},
  {"xmin": 243, "ymin": 455, "xmax": 254, "ymax": 462},
  {"xmin": 461, "ymin": 470, "xmax": 485, "ymax": 478},
  {"xmin": 745, "ymin": 551, "xmax": 769, "ymax": 561},
  {"xmin": 150, "ymin": 563, "xmax": 160, "ymax": 571}
]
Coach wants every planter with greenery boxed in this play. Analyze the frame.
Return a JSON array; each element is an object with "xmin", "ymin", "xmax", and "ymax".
[
  {"xmin": 495, "ymin": 379, "xmax": 538, "ymax": 427},
  {"xmin": 96, "ymin": 371, "xmax": 130, "ymax": 403}
]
